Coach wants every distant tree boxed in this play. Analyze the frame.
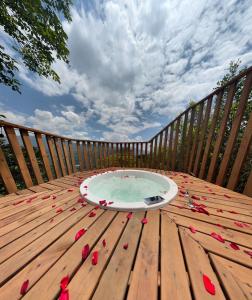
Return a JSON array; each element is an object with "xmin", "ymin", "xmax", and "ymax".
[{"xmin": 0, "ymin": 0, "xmax": 72, "ymax": 93}]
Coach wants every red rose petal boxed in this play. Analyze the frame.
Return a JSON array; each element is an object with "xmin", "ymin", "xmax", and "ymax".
[
  {"xmin": 108, "ymin": 201, "xmax": 114, "ymax": 205},
  {"xmin": 216, "ymin": 224, "xmax": 225, "ymax": 229},
  {"xmin": 56, "ymin": 208, "xmax": 63, "ymax": 213},
  {"xmin": 81, "ymin": 203, "xmax": 87, "ymax": 207},
  {"xmin": 180, "ymin": 189, "xmax": 186, "ymax": 194},
  {"xmin": 203, "ymin": 274, "xmax": 215, "ymax": 295},
  {"xmin": 89, "ymin": 211, "xmax": 96, "ymax": 217},
  {"xmin": 67, "ymin": 189, "xmax": 74, "ymax": 192},
  {"xmin": 99, "ymin": 200, "xmax": 106, "ymax": 205},
  {"xmin": 244, "ymin": 250, "xmax": 252, "ymax": 258},
  {"xmin": 189, "ymin": 226, "xmax": 197, "ymax": 233},
  {"xmin": 60, "ymin": 275, "xmax": 69, "ymax": 290},
  {"xmin": 201, "ymin": 196, "xmax": 207, "ymax": 200},
  {"xmin": 127, "ymin": 212, "xmax": 133, "ymax": 219},
  {"xmin": 77, "ymin": 198, "xmax": 84, "ymax": 203},
  {"xmin": 123, "ymin": 243, "xmax": 128, "ymax": 250},
  {"xmin": 141, "ymin": 218, "xmax": 148, "ymax": 224},
  {"xmin": 234, "ymin": 221, "xmax": 244, "ymax": 228},
  {"xmin": 20, "ymin": 279, "xmax": 29, "ymax": 295},
  {"xmin": 84, "ymin": 185, "xmax": 88, "ymax": 189},
  {"xmin": 217, "ymin": 209, "xmax": 223, "ymax": 213},
  {"xmin": 42, "ymin": 195, "xmax": 50, "ymax": 200},
  {"xmin": 92, "ymin": 251, "xmax": 98, "ymax": 265},
  {"xmin": 224, "ymin": 194, "xmax": 231, "ymax": 198},
  {"xmin": 59, "ymin": 289, "xmax": 69, "ymax": 300},
  {"xmin": 195, "ymin": 207, "xmax": 210, "ymax": 215},
  {"xmin": 52, "ymin": 195, "xmax": 57, "ymax": 200},
  {"xmin": 70, "ymin": 207, "xmax": 76, "ymax": 211},
  {"xmin": 102, "ymin": 239, "xmax": 106, "ymax": 247},
  {"xmin": 52, "ymin": 205, "xmax": 56, "ymax": 208},
  {"xmin": 230, "ymin": 242, "xmax": 240, "ymax": 250},
  {"xmin": 191, "ymin": 195, "xmax": 200, "ymax": 200},
  {"xmin": 211, "ymin": 232, "xmax": 225, "ymax": 243},
  {"xmin": 94, "ymin": 205, "xmax": 99, "ymax": 210},
  {"xmin": 75, "ymin": 228, "xmax": 86, "ymax": 241},
  {"xmin": 82, "ymin": 244, "xmax": 90, "ymax": 261}
]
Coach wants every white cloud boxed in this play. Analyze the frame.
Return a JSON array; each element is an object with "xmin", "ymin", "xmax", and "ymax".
[{"xmin": 4, "ymin": 0, "xmax": 252, "ymax": 141}]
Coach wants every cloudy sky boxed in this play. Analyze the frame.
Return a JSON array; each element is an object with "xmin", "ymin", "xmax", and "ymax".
[{"xmin": 1, "ymin": 0, "xmax": 252, "ymax": 141}]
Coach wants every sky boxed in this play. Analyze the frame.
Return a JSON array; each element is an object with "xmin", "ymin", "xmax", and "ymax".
[{"xmin": 0, "ymin": 0, "xmax": 252, "ymax": 142}]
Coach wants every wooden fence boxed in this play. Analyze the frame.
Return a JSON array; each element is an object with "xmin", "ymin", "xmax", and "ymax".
[{"xmin": 0, "ymin": 66, "xmax": 252, "ymax": 196}]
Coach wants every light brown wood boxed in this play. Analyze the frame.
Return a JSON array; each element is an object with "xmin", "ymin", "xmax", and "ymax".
[
  {"xmin": 68, "ymin": 141, "xmax": 77, "ymax": 173},
  {"xmin": 184, "ymin": 109, "xmax": 195, "ymax": 170},
  {"xmin": 127, "ymin": 210, "xmax": 159, "ymax": 300},
  {"xmin": 83, "ymin": 141, "xmax": 89, "ymax": 170},
  {"xmin": 62, "ymin": 140, "xmax": 72, "ymax": 174},
  {"xmin": 207, "ymin": 83, "xmax": 236, "ymax": 181},
  {"xmin": 167, "ymin": 123, "xmax": 174, "ymax": 170},
  {"xmin": 193, "ymin": 97, "xmax": 212, "ymax": 176},
  {"xmin": 46, "ymin": 136, "xmax": 61, "ymax": 178},
  {"xmin": 0, "ymin": 147, "xmax": 17, "ymax": 193},
  {"xmin": 216, "ymin": 71, "xmax": 252, "ymax": 185},
  {"xmin": 172, "ymin": 117, "xmax": 180, "ymax": 170},
  {"xmin": 180, "ymin": 112, "xmax": 188, "ymax": 170},
  {"xmin": 161, "ymin": 214, "xmax": 191, "ymax": 300},
  {"xmin": 76, "ymin": 141, "xmax": 84, "ymax": 171},
  {"xmin": 227, "ymin": 110, "xmax": 252, "ymax": 190},
  {"xmin": 20, "ymin": 130, "xmax": 44, "ymax": 184},
  {"xmin": 243, "ymin": 168, "xmax": 252, "ymax": 197},
  {"xmin": 180, "ymin": 228, "xmax": 226, "ymax": 300},
  {"xmin": 4, "ymin": 126, "xmax": 33, "ymax": 187},
  {"xmin": 54, "ymin": 138, "xmax": 67, "ymax": 176}
]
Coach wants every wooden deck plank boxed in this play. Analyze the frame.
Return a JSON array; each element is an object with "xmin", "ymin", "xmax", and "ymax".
[
  {"xmin": 0, "ymin": 208, "xmax": 104, "ymax": 300},
  {"xmin": 160, "ymin": 213, "xmax": 191, "ymax": 300},
  {"xmin": 210, "ymin": 254, "xmax": 252, "ymax": 300},
  {"xmin": 0, "ymin": 168, "xmax": 250, "ymax": 300},
  {"xmin": 127, "ymin": 210, "xmax": 160, "ymax": 300},
  {"xmin": 92, "ymin": 212, "xmax": 145, "ymax": 300},
  {"xmin": 23, "ymin": 210, "xmax": 117, "ymax": 299},
  {"xmin": 180, "ymin": 228, "xmax": 226, "ymax": 300}
]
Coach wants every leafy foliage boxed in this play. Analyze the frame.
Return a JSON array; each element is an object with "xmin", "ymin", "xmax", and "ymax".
[{"xmin": 0, "ymin": 0, "xmax": 72, "ymax": 92}]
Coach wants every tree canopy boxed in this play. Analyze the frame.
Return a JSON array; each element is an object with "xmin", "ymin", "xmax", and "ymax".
[{"xmin": 0, "ymin": 0, "xmax": 72, "ymax": 93}]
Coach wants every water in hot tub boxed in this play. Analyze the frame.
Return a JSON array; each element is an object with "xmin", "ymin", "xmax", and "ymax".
[{"xmin": 88, "ymin": 174, "xmax": 170, "ymax": 203}]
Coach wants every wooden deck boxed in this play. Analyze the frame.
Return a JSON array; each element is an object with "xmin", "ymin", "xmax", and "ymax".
[{"xmin": 0, "ymin": 168, "xmax": 251, "ymax": 300}]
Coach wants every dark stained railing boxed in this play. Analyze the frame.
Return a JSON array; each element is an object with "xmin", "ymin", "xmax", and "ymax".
[{"xmin": 0, "ymin": 66, "xmax": 252, "ymax": 197}]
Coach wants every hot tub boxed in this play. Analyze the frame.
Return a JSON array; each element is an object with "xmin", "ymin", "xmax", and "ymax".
[{"xmin": 80, "ymin": 169, "xmax": 178, "ymax": 211}]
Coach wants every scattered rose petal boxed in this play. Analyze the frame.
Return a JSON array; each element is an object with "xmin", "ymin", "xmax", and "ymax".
[
  {"xmin": 59, "ymin": 289, "xmax": 69, "ymax": 300},
  {"xmin": 67, "ymin": 189, "xmax": 74, "ymax": 192},
  {"xmin": 234, "ymin": 221, "xmax": 244, "ymax": 228},
  {"xmin": 81, "ymin": 203, "xmax": 87, "ymax": 207},
  {"xmin": 77, "ymin": 198, "xmax": 84, "ymax": 203},
  {"xmin": 92, "ymin": 251, "xmax": 98, "ymax": 265},
  {"xmin": 211, "ymin": 232, "xmax": 225, "ymax": 243},
  {"xmin": 191, "ymin": 195, "xmax": 200, "ymax": 200},
  {"xmin": 244, "ymin": 250, "xmax": 252, "ymax": 258},
  {"xmin": 82, "ymin": 244, "xmax": 90, "ymax": 261},
  {"xmin": 201, "ymin": 196, "xmax": 208, "ymax": 201},
  {"xmin": 180, "ymin": 189, "xmax": 186, "ymax": 194},
  {"xmin": 42, "ymin": 195, "xmax": 50, "ymax": 200},
  {"xmin": 70, "ymin": 207, "xmax": 76, "ymax": 211},
  {"xmin": 94, "ymin": 205, "xmax": 100, "ymax": 210},
  {"xmin": 13, "ymin": 200, "xmax": 24, "ymax": 206},
  {"xmin": 52, "ymin": 205, "xmax": 56, "ymax": 208},
  {"xmin": 52, "ymin": 195, "xmax": 57, "ymax": 200},
  {"xmin": 217, "ymin": 209, "xmax": 223, "ymax": 213},
  {"xmin": 229, "ymin": 210, "xmax": 238, "ymax": 214},
  {"xmin": 195, "ymin": 207, "xmax": 210, "ymax": 215},
  {"xmin": 189, "ymin": 226, "xmax": 197, "ymax": 233},
  {"xmin": 89, "ymin": 211, "xmax": 96, "ymax": 217},
  {"xmin": 127, "ymin": 212, "xmax": 133, "ymax": 219},
  {"xmin": 203, "ymin": 274, "xmax": 215, "ymax": 295},
  {"xmin": 123, "ymin": 243, "xmax": 128, "ymax": 250},
  {"xmin": 102, "ymin": 239, "xmax": 106, "ymax": 247},
  {"xmin": 75, "ymin": 229, "xmax": 86, "ymax": 241},
  {"xmin": 141, "ymin": 218, "xmax": 148, "ymax": 224},
  {"xmin": 99, "ymin": 200, "xmax": 106, "ymax": 205},
  {"xmin": 230, "ymin": 242, "xmax": 240, "ymax": 250},
  {"xmin": 56, "ymin": 208, "xmax": 63, "ymax": 213},
  {"xmin": 216, "ymin": 224, "xmax": 225, "ymax": 229},
  {"xmin": 108, "ymin": 201, "xmax": 114, "ymax": 205},
  {"xmin": 20, "ymin": 280, "xmax": 29, "ymax": 295},
  {"xmin": 60, "ymin": 275, "xmax": 69, "ymax": 290},
  {"xmin": 84, "ymin": 185, "xmax": 88, "ymax": 189},
  {"xmin": 224, "ymin": 194, "xmax": 231, "ymax": 198}
]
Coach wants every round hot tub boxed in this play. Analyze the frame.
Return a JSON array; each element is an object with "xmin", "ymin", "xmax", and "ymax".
[{"xmin": 80, "ymin": 169, "xmax": 178, "ymax": 211}]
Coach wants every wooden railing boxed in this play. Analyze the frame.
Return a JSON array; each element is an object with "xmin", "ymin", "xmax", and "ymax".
[{"xmin": 0, "ymin": 66, "xmax": 252, "ymax": 197}]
